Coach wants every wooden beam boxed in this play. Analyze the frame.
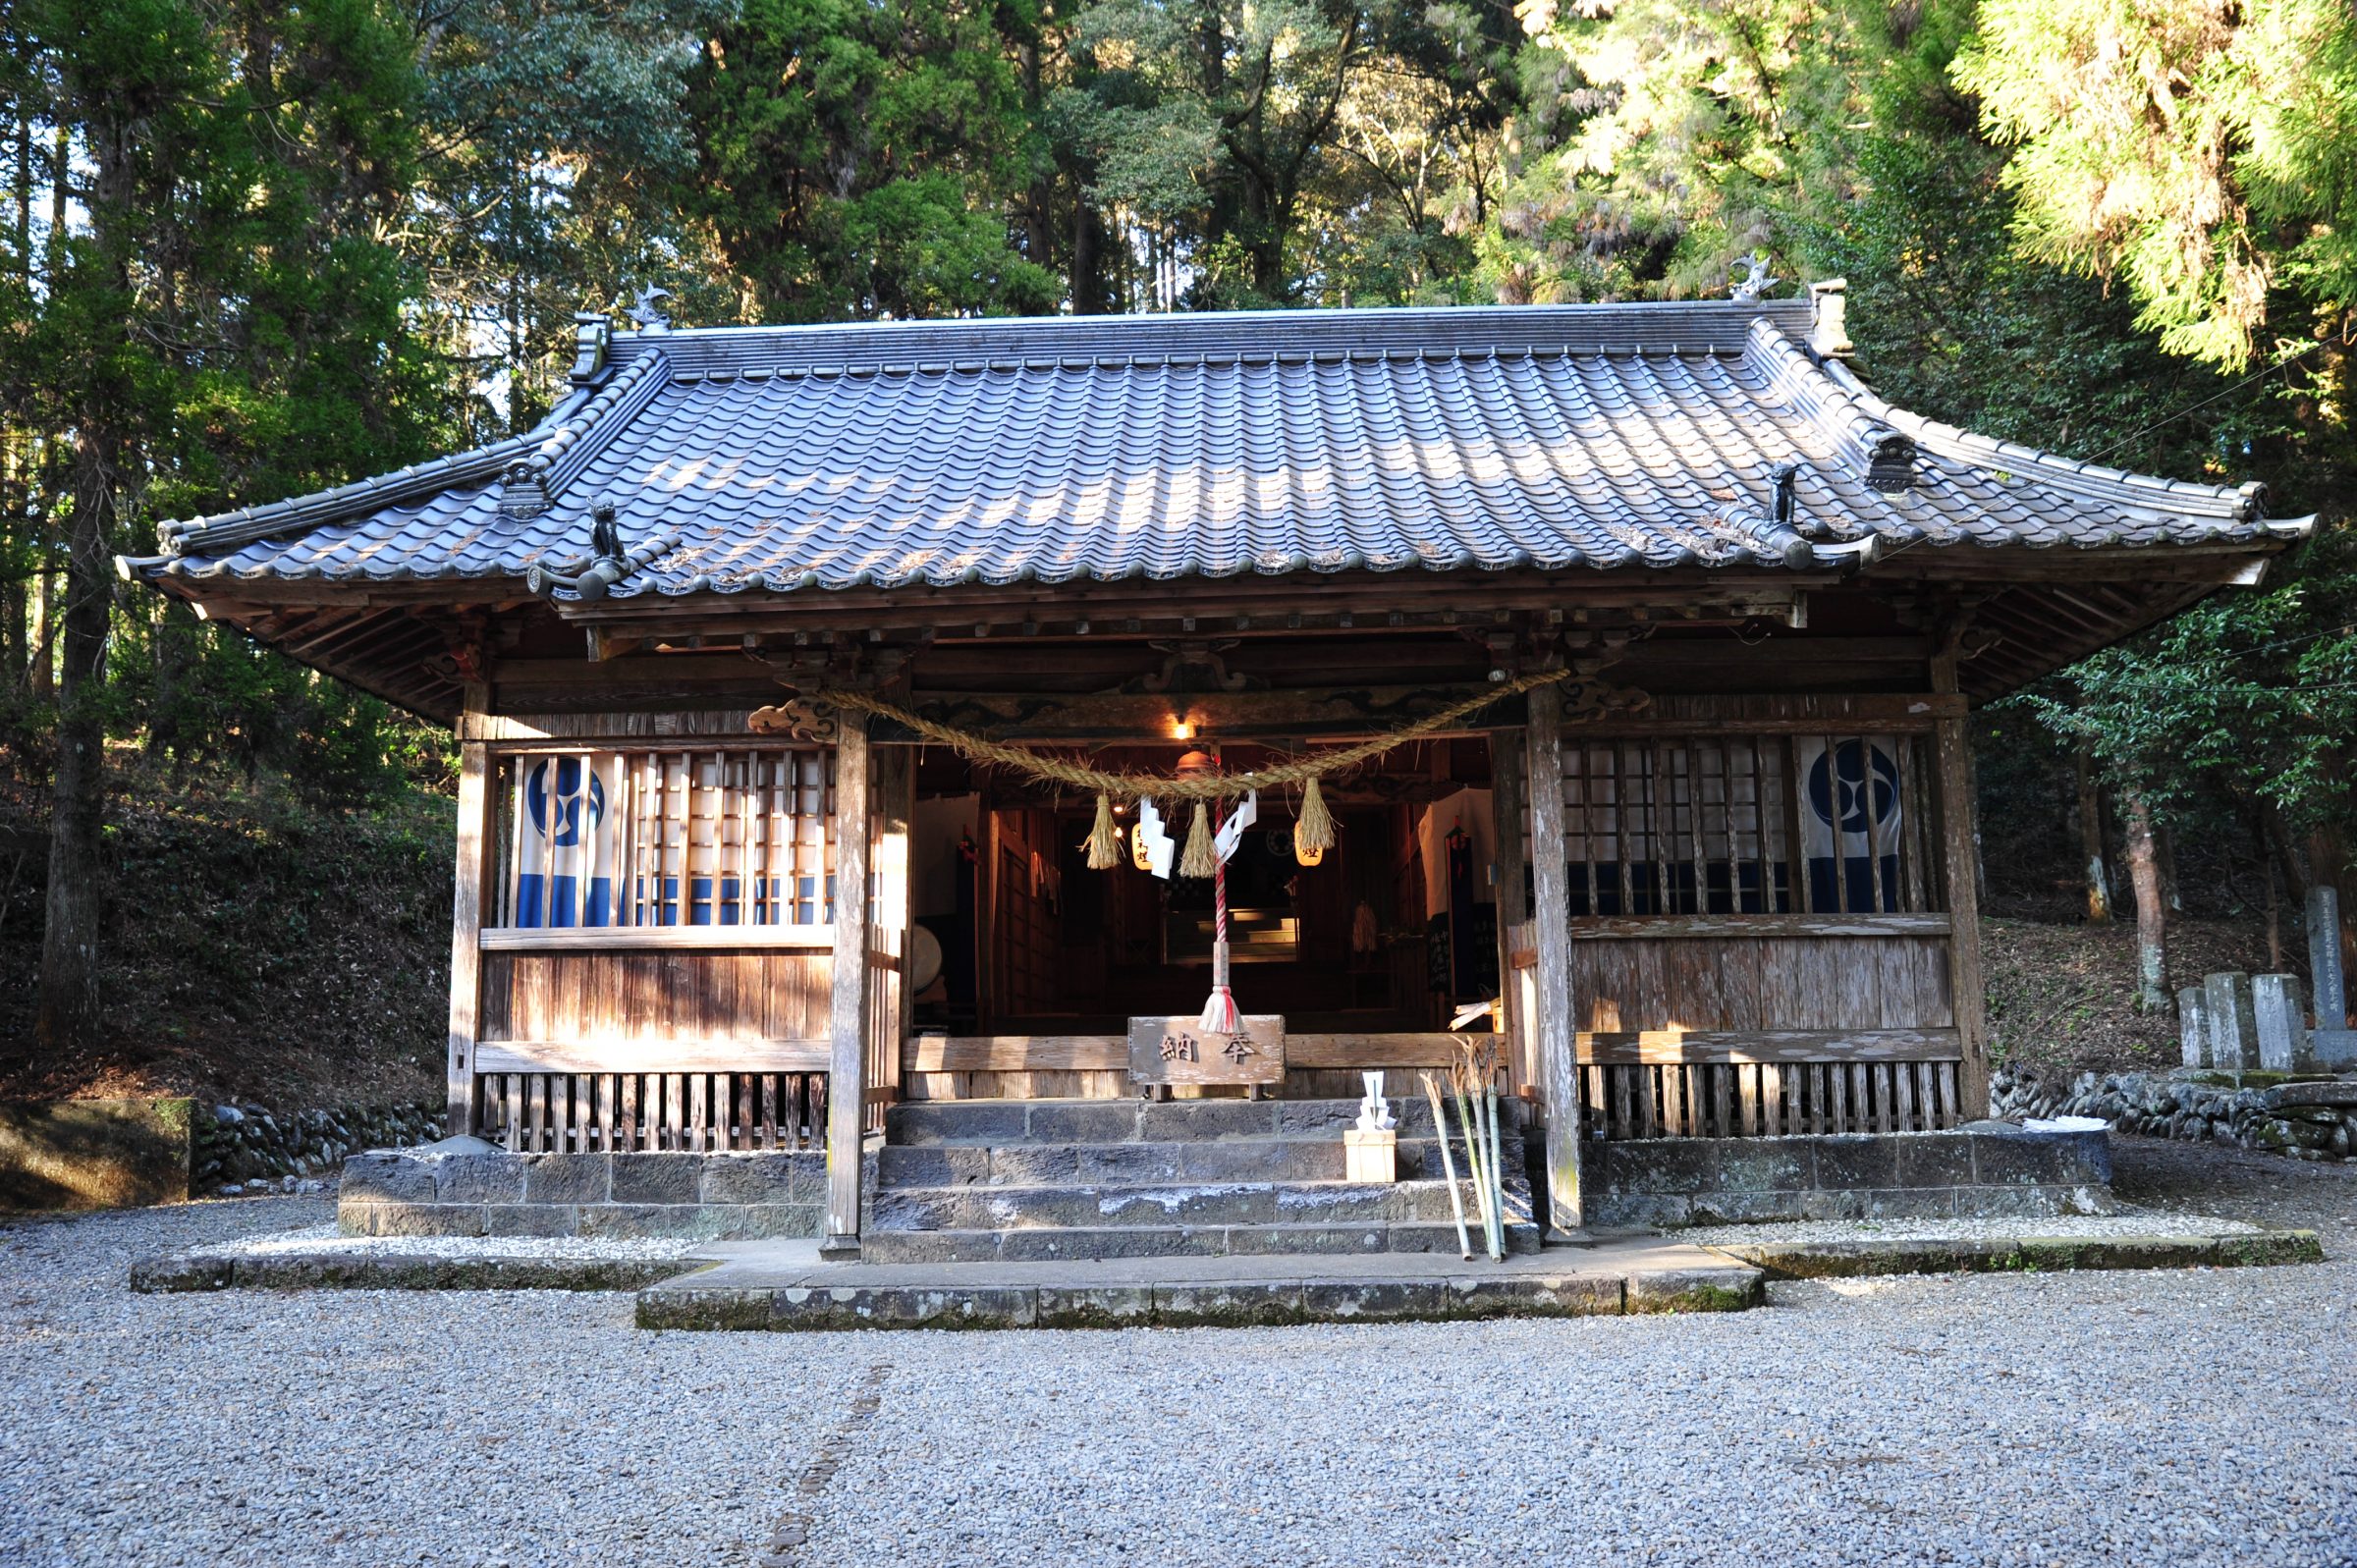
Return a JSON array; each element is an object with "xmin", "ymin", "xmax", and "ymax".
[
  {"xmin": 1283, "ymin": 1032, "xmax": 1482, "ymax": 1068},
  {"xmin": 903, "ymin": 1031, "xmax": 1488, "ymax": 1074},
  {"xmin": 445, "ymin": 739, "xmax": 492, "ymax": 1136},
  {"xmin": 822, "ymin": 715, "xmax": 872, "ymax": 1257},
  {"xmin": 478, "ymin": 925, "xmax": 833, "ymax": 952},
  {"xmin": 1572, "ymin": 1029, "xmax": 1962, "ymax": 1065},
  {"xmin": 1568, "ymin": 913, "xmax": 1952, "ymax": 940},
  {"xmin": 474, "ymin": 1039, "xmax": 830, "ymax": 1073},
  {"xmin": 1576, "ymin": 692, "xmax": 1961, "ymax": 734},
  {"xmin": 1931, "ymin": 650, "xmax": 1993, "ymax": 1116},
  {"xmin": 905, "ymin": 1035, "xmax": 1125, "ymax": 1073},
  {"xmin": 1523, "ymin": 676, "xmax": 1582, "ymax": 1231},
  {"xmin": 463, "ymin": 710, "xmax": 786, "ymax": 743},
  {"xmin": 888, "ymin": 683, "xmax": 1530, "ymax": 744}
]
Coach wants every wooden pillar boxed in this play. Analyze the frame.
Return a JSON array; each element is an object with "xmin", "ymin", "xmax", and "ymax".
[
  {"xmin": 1522, "ymin": 679, "xmax": 1583, "ymax": 1232},
  {"xmin": 1488, "ymin": 728, "xmax": 1530, "ymax": 1088},
  {"xmin": 822, "ymin": 715, "xmax": 872, "ymax": 1258},
  {"xmin": 1930, "ymin": 657, "xmax": 1991, "ymax": 1116},
  {"xmin": 444, "ymin": 735, "xmax": 491, "ymax": 1137}
]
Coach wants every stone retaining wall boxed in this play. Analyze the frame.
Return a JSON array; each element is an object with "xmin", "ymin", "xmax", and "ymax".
[
  {"xmin": 200, "ymin": 1100, "xmax": 444, "ymax": 1194},
  {"xmin": 1992, "ymin": 1067, "xmax": 2356, "ymax": 1162},
  {"xmin": 339, "ymin": 1144, "xmax": 852, "ymax": 1239},
  {"xmin": 1590, "ymin": 1127, "xmax": 2113, "ymax": 1228}
]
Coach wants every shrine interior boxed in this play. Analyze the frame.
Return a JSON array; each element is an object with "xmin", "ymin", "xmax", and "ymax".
[{"xmin": 908, "ymin": 739, "xmax": 1504, "ymax": 1038}]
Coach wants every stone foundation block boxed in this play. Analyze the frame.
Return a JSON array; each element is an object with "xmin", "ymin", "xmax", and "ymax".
[
  {"xmin": 522, "ymin": 1155, "xmax": 612, "ymax": 1205},
  {"xmin": 610, "ymin": 1153, "xmax": 701, "ymax": 1205},
  {"xmin": 343, "ymin": 1200, "xmax": 488, "ymax": 1237},
  {"xmin": 434, "ymin": 1155, "xmax": 525, "ymax": 1205}
]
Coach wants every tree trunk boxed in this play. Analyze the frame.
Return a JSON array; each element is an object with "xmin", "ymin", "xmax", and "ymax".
[
  {"xmin": 2073, "ymin": 738, "xmax": 2112, "ymax": 924},
  {"xmin": 35, "ymin": 419, "xmax": 118, "ymax": 1051},
  {"xmin": 35, "ymin": 101, "xmax": 134, "ymax": 1054},
  {"xmin": 2121, "ymin": 792, "xmax": 2165, "ymax": 1010},
  {"xmin": 2155, "ymin": 823, "xmax": 2183, "ymax": 914}
]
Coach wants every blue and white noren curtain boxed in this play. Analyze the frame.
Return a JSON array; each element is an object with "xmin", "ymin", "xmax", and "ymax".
[
  {"xmin": 504, "ymin": 750, "xmax": 835, "ymax": 930},
  {"xmin": 512, "ymin": 755, "xmax": 620, "ymax": 927},
  {"xmin": 1797, "ymin": 737, "xmax": 1903, "ymax": 912}
]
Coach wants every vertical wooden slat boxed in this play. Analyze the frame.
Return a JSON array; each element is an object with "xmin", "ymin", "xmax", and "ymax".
[
  {"xmin": 1764, "ymin": 1061, "xmax": 1784, "ymax": 1137},
  {"xmin": 1611, "ymin": 743, "xmax": 1633, "ymax": 918},
  {"xmin": 1817, "ymin": 732, "xmax": 1840, "ymax": 913},
  {"xmin": 1524, "ymin": 679, "xmax": 1583, "ymax": 1229},
  {"xmin": 1856, "ymin": 737, "xmax": 1882, "ymax": 914},
  {"xmin": 1690, "ymin": 743, "xmax": 1713, "ymax": 915},
  {"xmin": 1783, "ymin": 736, "xmax": 1811, "ymax": 916},
  {"xmin": 1645, "ymin": 741, "xmax": 1667, "ymax": 917}
]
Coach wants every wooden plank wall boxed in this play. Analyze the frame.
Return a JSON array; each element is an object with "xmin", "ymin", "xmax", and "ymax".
[
  {"xmin": 480, "ymin": 949, "xmax": 833, "ymax": 1045},
  {"xmin": 1568, "ymin": 933, "xmax": 1954, "ymax": 1032}
]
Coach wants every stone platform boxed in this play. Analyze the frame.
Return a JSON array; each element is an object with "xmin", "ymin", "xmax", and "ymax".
[
  {"xmin": 633, "ymin": 1237, "xmax": 1758, "ymax": 1330},
  {"xmin": 1588, "ymin": 1123, "xmax": 2116, "ymax": 1227}
]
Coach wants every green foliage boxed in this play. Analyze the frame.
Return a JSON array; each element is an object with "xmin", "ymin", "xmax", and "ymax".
[
  {"xmin": 684, "ymin": 0, "xmax": 1056, "ymax": 319},
  {"xmin": 1956, "ymin": 0, "xmax": 2357, "ymax": 370},
  {"xmin": 2022, "ymin": 535, "xmax": 2357, "ymax": 836}
]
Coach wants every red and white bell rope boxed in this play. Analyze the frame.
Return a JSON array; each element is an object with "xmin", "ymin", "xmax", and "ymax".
[{"xmin": 1199, "ymin": 796, "xmax": 1239, "ymax": 1033}]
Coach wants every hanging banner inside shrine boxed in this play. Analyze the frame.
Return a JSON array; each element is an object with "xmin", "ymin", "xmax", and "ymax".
[{"xmin": 1795, "ymin": 736, "xmax": 1904, "ymax": 911}]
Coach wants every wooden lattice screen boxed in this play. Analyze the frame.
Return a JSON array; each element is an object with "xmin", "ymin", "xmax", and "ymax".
[
  {"xmin": 492, "ymin": 747, "xmax": 834, "ymax": 931},
  {"xmin": 1561, "ymin": 732, "xmax": 1940, "ymax": 918}
]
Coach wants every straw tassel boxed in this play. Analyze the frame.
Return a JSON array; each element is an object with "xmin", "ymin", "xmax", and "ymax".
[
  {"xmin": 1083, "ymin": 792, "xmax": 1121, "ymax": 871},
  {"xmin": 1294, "ymin": 776, "xmax": 1335, "ymax": 855},
  {"xmin": 1179, "ymin": 800, "xmax": 1217, "ymax": 878}
]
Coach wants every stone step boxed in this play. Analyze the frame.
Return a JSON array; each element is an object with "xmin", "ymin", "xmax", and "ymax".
[
  {"xmin": 872, "ymin": 1178, "xmax": 1503, "ymax": 1231},
  {"xmin": 878, "ymin": 1133, "xmax": 1521, "ymax": 1188},
  {"xmin": 884, "ymin": 1096, "xmax": 1526, "ymax": 1148},
  {"xmin": 857, "ymin": 1217, "xmax": 1546, "ymax": 1264}
]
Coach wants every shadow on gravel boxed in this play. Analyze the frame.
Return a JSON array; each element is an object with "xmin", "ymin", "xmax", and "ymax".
[{"xmin": 2109, "ymin": 1134, "xmax": 2356, "ymax": 1252}]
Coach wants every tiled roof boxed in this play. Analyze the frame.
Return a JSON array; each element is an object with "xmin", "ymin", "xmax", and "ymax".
[{"xmin": 126, "ymin": 300, "xmax": 2310, "ymax": 605}]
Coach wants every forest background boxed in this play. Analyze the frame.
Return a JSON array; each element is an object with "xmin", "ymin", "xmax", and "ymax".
[{"xmin": 0, "ymin": 0, "xmax": 2352, "ymax": 1100}]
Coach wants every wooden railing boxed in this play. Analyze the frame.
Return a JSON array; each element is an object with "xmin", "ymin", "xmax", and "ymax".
[{"xmin": 475, "ymin": 1069, "xmax": 826, "ymax": 1153}]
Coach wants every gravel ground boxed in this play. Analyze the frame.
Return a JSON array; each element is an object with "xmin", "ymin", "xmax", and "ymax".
[
  {"xmin": 3, "ymin": 1138, "xmax": 2351, "ymax": 1568},
  {"xmin": 191, "ymin": 1222, "xmax": 710, "ymax": 1263}
]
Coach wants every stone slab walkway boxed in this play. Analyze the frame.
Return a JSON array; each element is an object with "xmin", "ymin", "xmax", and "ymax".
[{"xmin": 634, "ymin": 1235, "xmax": 1763, "ymax": 1329}]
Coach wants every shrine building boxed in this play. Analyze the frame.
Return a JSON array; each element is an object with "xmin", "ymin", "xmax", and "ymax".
[{"xmin": 121, "ymin": 290, "xmax": 2309, "ymax": 1254}]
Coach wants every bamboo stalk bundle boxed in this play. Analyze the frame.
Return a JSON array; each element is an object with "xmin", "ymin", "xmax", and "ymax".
[{"xmin": 1419, "ymin": 1069, "xmax": 1472, "ymax": 1261}]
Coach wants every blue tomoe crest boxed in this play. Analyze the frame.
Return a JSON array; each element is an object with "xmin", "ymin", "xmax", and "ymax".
[
  {"xmin": 1806, "ymin": 740, "xmax": 1898, "ymax": 834},
  {"xmin": 525, "ymin": 758, "xmax": 606, "ymax": 847}
]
